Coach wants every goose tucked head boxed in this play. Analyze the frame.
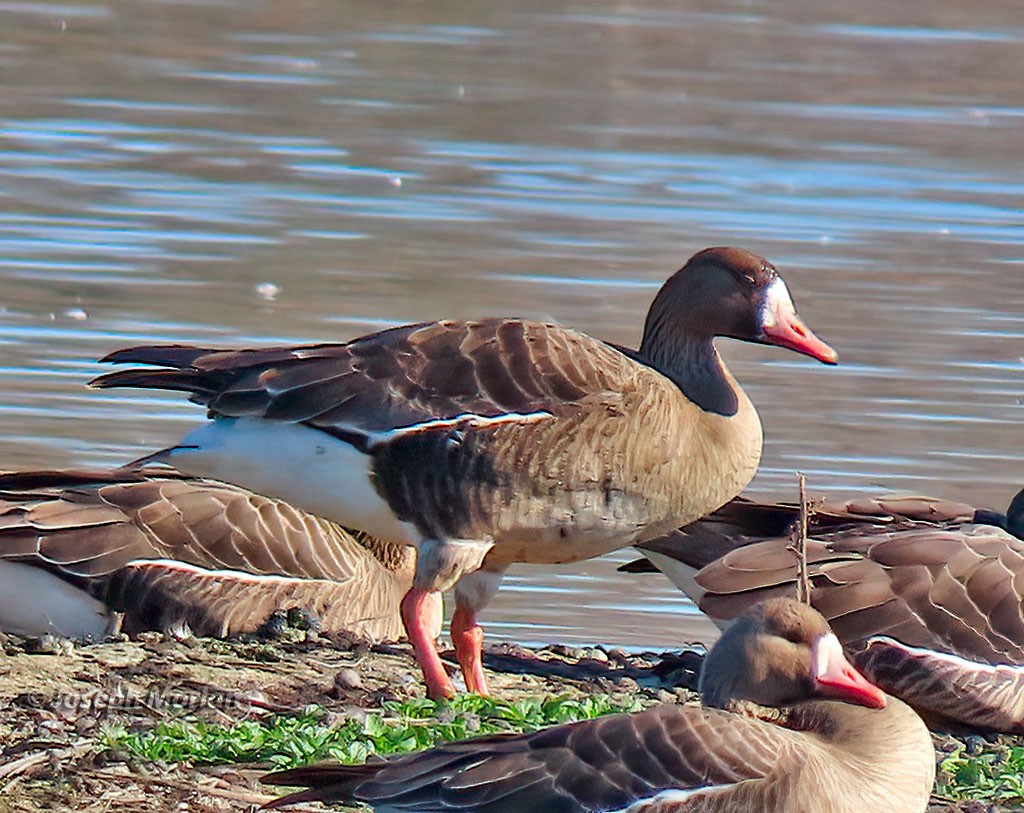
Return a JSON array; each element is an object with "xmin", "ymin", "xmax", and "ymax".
[
  {"xmin": 699, "ymin": 597, "xmax": 886, "ymax": 711},
  {"xmin": 640, "ymin": 247, "xmax": 838, "ymax": 366}
]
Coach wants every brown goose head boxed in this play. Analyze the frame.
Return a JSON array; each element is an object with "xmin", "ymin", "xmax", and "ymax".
[
  {"xmin": 700, "ymin": 597, "xmax": 886, "ymax": 711},
  {"xmin": 640, "ymin": 247, "xmax": 837, "ymax": 367}
]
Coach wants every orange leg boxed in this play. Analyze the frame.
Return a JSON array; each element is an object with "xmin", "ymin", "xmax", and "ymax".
[
  {"xmin": 400, "ymin": 587, "xmax": 454, "ymax": 701},
  {"xmin": 450, "ymin": 605, "xmax": 489, "ymax": 696}
]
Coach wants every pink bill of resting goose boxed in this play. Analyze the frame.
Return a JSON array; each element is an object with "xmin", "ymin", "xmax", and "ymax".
[
  {"xmin": 0, "ymin": 469, "xmax": 425, "ymax": 642},
  {"xmin": 625, "ymin": 487, "xmax": 1024, "ymax": 732},
  {"xmin": 261, "ymin": 598, "xmax": 934, "ymax": 813},
  {"xmin": 90, "ymin": 247, "xmax": 837, "ymax": 700}
]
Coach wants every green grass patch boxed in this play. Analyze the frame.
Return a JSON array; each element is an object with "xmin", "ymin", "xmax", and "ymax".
[
  {"xmin": 102, "ymin": 693, "xmax": 644, "ymax": 770},
  {"xmin": 937, "ymin": 739, "xmax": 1024, "ymax": 805}
]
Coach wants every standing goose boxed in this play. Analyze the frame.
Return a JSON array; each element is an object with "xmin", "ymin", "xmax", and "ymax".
[
  {"xmin": 625, "ymin": 487, "xmax": 1024, "ymax": 731},
  {"xmin": 91, "ymin": 247, "xmax": 837, "ymax": 699},
  {"xmin": 0, "ymin": 469, "xmax": 423, "ymax": 641},
  {"xmin": 262, "ymin": 598, "xmax": 934, "ymax": 813}
]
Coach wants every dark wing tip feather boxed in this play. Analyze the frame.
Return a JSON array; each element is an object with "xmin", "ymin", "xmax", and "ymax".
[
  {"xmin": 92, "ymin": 345, "xmax": 231, "ymax": 393},
  {"xmin": 261, "ymin": 763, "xmax": 377, "ymax": 808},
  {"xmin": 97, "ymin": 345, "xmax": 215, "ymax": 367},
  {"xmin": 0, "ymin": 469, "xmax": 147, "ymax": 492},
  {"xmin": 617, "ymin": 557, "xmax": 659, "ymax": 573},
  {"xmin": 88, "ymin": 368, "xmax": 214, "ymax": 395},
  {"xmin": 260, "ymin": 788, "xmax": 331, "ymax": 810},
  {"xmin": 261, "ymin": 762, "xmax": 376, "ymax": 788}
]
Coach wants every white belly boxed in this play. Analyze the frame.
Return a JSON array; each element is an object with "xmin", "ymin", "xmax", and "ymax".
[
  {"xmin": 168, "ymin": 418, "xmax": 420, "ymax": 545},
  {"xmin": 0, "ymin": 560, "xmax": 112, "ymax": 639}
]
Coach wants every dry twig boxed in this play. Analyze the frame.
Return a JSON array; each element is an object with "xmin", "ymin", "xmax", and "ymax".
[{"xmin": 789, "ymin": 472, "xmax": 811, "ymax": 605}]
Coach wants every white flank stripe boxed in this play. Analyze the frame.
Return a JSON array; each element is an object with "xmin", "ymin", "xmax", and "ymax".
[
  {"xmin": 866, "ymin": 636, "xmax": 1024, "ymax": 676},
  {"xmin": 609, "ymin": 785, "xmax": 734, "ymax": 812},
  {"xmin": 167, "ymin": 419, "xmax": 420, "ymax": 545},
  {"xmin": 365, "ymin": 410, "xmax": 552, "ymax": 447},
  {"xmin": 126, "ymin": 559, "xmax": 338, "ymax": 585},
  {"xmin": 0, "ymin": 560, "xmax": 111, "ymax": 639}
]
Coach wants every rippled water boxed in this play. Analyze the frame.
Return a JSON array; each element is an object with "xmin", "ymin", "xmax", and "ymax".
[{"xmin": 1, "ymin": 0, "xmax": 1021, "ymax": 648}]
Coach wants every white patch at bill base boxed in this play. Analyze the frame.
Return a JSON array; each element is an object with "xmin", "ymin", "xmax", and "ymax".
[{"xmin": 760, "ymin": 276, "xmax": 796, "ymax": 329}]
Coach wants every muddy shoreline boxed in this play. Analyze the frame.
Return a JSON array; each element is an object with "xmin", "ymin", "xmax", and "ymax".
[{"xmin": 0, "ymin": 630, "xmax": 1014, "ymax": 812}]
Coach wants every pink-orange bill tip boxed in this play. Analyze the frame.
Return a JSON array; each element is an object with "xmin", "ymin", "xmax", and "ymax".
[
  {"xmin": 763, "ymin": 314, "xmax": 838, "ymax": 364},
  {"xmin": 760, "ymin": 277, "xmax": 838, "ymax": 365},
  {"xmin": 812, "ymin": 632, "xmax": 886, "ymax": 709}
]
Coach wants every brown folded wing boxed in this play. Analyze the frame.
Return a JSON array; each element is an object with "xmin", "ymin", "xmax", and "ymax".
[
  {"xmin": 92, "ymin": 320, "xmax": 640, "ymax": 440},
  {"xmin": 264, "ymin": 702, "xmax": 811, "ymax": 812},
  {"xmin": 630, "ymin": 492, "xmax": 994, "ymax": 576},
  {"xmin": 696, "ymin": 524, "xmax": 1024, "ymax": 664}
]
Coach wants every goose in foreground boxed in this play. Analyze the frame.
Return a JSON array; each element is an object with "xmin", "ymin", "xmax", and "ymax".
[
  {"xmin": 0, "ymin": 469, "xmax": 423, "ymax": 642},
  {"xmin": 91, "ymin": 247, "xmax": 837, "ymax": 699},
  {"xmin": 625, "ymin": 488, "xmax": 1024, "ymax": 731},
  {"xmin": 262, "ymin": 598, "xmax": 933, "ymax": 813}
]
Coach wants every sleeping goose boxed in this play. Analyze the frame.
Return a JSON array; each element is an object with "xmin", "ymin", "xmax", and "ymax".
[
  {"xmin": 0, "ymin": 469, "xmax": 423, "ymax": 641},
  {"xmin": 90, "ymin": 247, "xmax": 837, "ymax": 699},
  {"xmin": 261, "ymin": 598, "xmax": 934, "ymax": 813},
  {"xmin": 625, "ymin": 488, "xmax": 1024, "ymax": 731}
]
